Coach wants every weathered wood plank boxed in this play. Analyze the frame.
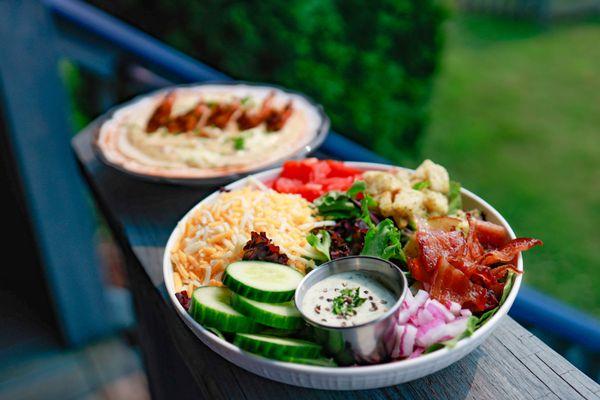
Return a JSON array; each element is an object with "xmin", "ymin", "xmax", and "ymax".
[{"xmin": 72, "ymin": 121, "xmax": 600, "ymax": 399}]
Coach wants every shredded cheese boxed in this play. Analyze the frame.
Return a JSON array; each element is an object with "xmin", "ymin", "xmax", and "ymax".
[{"xmin": 171, "ymin": 185, "xmax": 317, "ymax": 294}]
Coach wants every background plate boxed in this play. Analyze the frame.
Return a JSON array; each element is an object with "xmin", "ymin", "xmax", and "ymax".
[{"xmin": 94, "ymin": 81, "xmax": 330, "ymax": 186}]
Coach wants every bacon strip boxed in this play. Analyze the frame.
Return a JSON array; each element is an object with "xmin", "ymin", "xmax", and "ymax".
[
  {"xmin": 429, "ymin": 258, "xmax": 498, "ymax": 312},
  {"xmin": 479, "ymin": 238, "xmax": 543, "ymax": 266},
  {"xmin": 474, "ymin": 219, "xmax": 510, "ymax": 248},
  {"xmin": 408, "ymin": 217, "xmax": 542, "ymax": 312}
]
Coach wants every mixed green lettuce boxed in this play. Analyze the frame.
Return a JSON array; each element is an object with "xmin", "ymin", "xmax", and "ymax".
[
  {"xmin": 313, "ymin": 180, "xmax": 369, "ymax": 221},
  {"xmin": 360, "ymin": 219, "xmax": 406, "ymax": 264},
  {"xmin": 306, "ymin": 230, "xmax": 332, "ymax": 262},
  {"xmin": 310, "ymin": 180, "xmax": 407, "ymax": 265},
  {"xmin": 447, "ymin": 180, "xmax": 462, "ymax": 215}
]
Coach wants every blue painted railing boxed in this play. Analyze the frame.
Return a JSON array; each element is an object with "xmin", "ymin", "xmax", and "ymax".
[{"xmin": 44, "ymin": 0, "xmax": 600, "ymax": 352}]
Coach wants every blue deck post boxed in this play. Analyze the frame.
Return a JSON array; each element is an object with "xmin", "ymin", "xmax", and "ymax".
[{"xmin": 0, "ymin": 0, "xmax": 111, "ymax": 345}]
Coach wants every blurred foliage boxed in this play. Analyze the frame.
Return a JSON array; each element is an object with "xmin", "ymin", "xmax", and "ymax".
[
  {"xmin": 421, "ymin": 15, "xmax": 600, "ymax": 316},
  {"xmin": 59, "ymin": 60, "xmax": 92, "ymax": 132},
  {"xmin": 90, "ymin": 0, "xmax": 449, "ymax": 159}
]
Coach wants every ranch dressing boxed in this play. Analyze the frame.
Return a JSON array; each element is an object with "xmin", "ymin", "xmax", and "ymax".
[{"xmin": 301, "ymin": 271, "xmax": 396, "ymax": 328}]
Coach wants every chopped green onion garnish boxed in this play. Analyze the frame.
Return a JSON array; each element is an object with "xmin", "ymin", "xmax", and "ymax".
[
  {"xmin": 233, "ymin": 137, "xmax": 245, "ymax": 150},
  {"xmin": 332, "ymin": 287, "xmax": 366, "ymax": 317}
]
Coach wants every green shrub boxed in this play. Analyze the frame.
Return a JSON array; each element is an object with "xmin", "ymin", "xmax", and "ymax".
[{"xmin": 94, "ymin": 0, "xmax": 449, "ymax": 158}]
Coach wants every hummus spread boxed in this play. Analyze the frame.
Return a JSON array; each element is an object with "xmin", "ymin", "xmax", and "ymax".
[{"xmin": 97, "ymin": 85, "xmax": 324, "ymax": 179}]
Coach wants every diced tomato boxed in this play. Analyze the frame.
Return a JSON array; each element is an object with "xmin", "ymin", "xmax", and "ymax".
[
  {"xmin": 272, "ymin": 159, "xmax": 362, "ymax": 201},
  {"xmin": 294, "ymin": 183, "xmax": 324, "ymax": 202},
  {"xmin": 325, "ymin": 160, "xmax": 363, "ymax": 177},
  {"xmin": 273, "ymin": 177, "xmax": 323, "ymax": 201},
  {"xmin": 279, "ymin": 160, "xmax": 316, "ymax": 182},
  {"xmin": 309, "ymin": 160, "xmax": 332, "ymax": 182},
  {"xmin": 280, "ymin": 158, "xmax": 332, "ymax": 183},
  {"xmin": 273, "ymin": 177, "xmax": 302, "ymax": 193},
  {"xmin": 320, "ymin": 176, "xmax": 356, "ymax": 192}
]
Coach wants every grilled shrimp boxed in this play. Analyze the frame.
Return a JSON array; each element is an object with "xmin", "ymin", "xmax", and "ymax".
[
  {"xmin": 266, "ymin": 100, "xmax": 293, "ymax": 131},
  {"xmin": 207, "ymin": 102, "xmax": 240, "ymax": 129},
  {"xmin": 146, "ymin": 92, "xmax": 175, "ymax": 132},
  {"xmin": 166, "ymin": 102, "xmax": 208, "ymax": 133},
  {"xmin": 236, "ymin": 92, "xmax": 275, "ymax": 130}
]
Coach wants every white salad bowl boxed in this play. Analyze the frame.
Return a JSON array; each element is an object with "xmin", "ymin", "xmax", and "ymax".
[{"xmin": 163, "ymin": 162, "xmax": 523, "ymax": 390}]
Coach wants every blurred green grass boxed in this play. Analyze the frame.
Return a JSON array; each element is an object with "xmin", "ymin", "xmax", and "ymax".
[{"xmin": 420, "ymin": 15, "xmax": 600, "ymax": 316}]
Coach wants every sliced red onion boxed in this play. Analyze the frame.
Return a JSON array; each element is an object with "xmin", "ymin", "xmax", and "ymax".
[
  {"xmin": 426, "ymin": 299, "xmax": 456, "ymax": 322},
  {"xmin": 390, "ymin": 290, "xmax": 472, "ymax": 360},
  {"xmin": 416, "ymin": 317, "xmax": 469, "ymax": 348},
  {"xmin": 401, "ymin": 324, "xmax": 417, "ymax": 358},
  {"xmin": 416, "ymin": 323, "xmax": 449, "ymax": 348},
  {"xmin": 408, "ymin": 347, "xmax": 424, "ymax": 359},
  {"xmin": 398, "ymin": 290, "xmax": 429, "ymax": 324},
  {"xmin": 411, "ymin": 308, "xmax": 434, "ymax": 326},
  {"xmin": 414, "ymin": 290, "xmax": 430, "ymax": 306},
  {"xmin": 442, "ymin": 317, "xmax": 469, "ymax": 338},
  {"xmin": 449, "ymin": 301, "xmax": 462, "ymax": 316}
]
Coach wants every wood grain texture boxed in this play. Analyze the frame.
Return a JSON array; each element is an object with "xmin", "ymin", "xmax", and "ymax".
[{"xmin": 72, "ymin": 120, "xmax": 600, "ymax": 400}]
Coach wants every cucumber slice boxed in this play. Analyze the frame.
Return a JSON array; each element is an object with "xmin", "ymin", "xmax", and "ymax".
[
  {"xmin": 231, "ymin": 293, "xmax": 304, "ymax": 330},
  {"xmin": 259, "ymin": 328, "xmax": 301, "ymax": 337},
  {"xmin": 223, "ymin": 261, "xmax": 303, "ymax": 303},
  {"xmin": 234, "ymin": 334, "xmax": 322, "ymax": 360},
  {"xmin": 190, "ymin": 287, "xmax": 261, "ymax": 333},
  {"xmin": 278, "ymin": 356, "xmax": 337, "ymax": 367}
]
